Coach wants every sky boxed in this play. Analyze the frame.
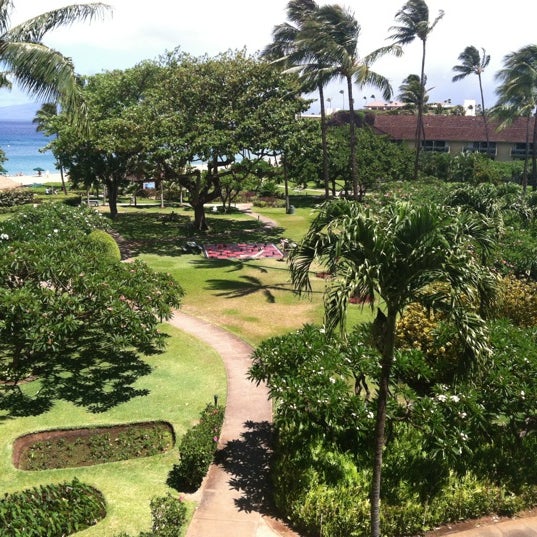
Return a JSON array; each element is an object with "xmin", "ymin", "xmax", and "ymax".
[{"xmin": 1, "ymin": 0, "xmax": 536, "ymax": 115}]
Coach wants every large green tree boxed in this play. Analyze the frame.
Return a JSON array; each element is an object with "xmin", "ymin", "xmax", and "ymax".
[
  {"xmin": 0, "ymin": 204, "xmax": 183, "ymax": 412},
  {"xmin": 142, "ymin": 50, "xmax": 305, "ymax": 230},
  {"xmin": 289, "ymin": 199, "xmax": 496, "ymax": 537},
  {"xmin": 301, "ymin": 4, "xmax": 400, "ymax": 199},
  {"xmin": 389, "ymin": 0, "xmax": 444, "ymax": 179},
  {"xmin": 0, "ymin": 1, "xmax": 110, "ymax": 114},
  {"xmin": 452, "ymin": 46, "xmax": 491, "ymax": 150}
]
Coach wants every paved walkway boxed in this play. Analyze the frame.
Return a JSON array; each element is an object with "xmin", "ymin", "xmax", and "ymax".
[{"xmin": 168, "ymin": 311, "xmax": 299, "ymax": 537}]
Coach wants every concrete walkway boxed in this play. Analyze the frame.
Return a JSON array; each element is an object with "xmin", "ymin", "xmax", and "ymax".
[{"xmin": 168, "ymin": 310, "xmax": 299, "ymax": 537}]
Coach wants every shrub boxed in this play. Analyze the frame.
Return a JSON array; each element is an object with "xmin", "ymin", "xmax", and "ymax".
[
  {"xmin": 496, "ymin": 274, "xmax": 537, "ymax": 326},
  {"xmin": 167, "ymin": 403, "xmax": 224, "ymax": 492},
  {"xmin": 0, "ymin": 189, "xmax": 35, "ymax": 208},
  {"xmin": 0, "ymin": 478, "xmax": 106, "ymax": 536},
  {"xmin": 85, "ymin": 229, "xmax": 121, "ymax": 263}
]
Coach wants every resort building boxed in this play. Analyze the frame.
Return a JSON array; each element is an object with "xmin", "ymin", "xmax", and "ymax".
[{"xmin": 371, "ymin": 114, "xmax": 536, "ymax": 162}]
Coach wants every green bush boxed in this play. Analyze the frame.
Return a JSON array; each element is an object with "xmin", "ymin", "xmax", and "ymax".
[
  {"xmin": 0, "ymin": 478, "xmax": 106, "ymax": 536},
  {"xmin": 85, "ymin": 229, "xmax": 122, "ymax": 263},
  {"xmin": 0, "ymin": 189, "xmax": 34, "ymax": 207},
  {"xmin": 167, "ymin": 403, "xmax": 224, "ymax": 492}
]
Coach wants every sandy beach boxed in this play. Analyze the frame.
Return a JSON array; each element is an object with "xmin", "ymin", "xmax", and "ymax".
[{"xmin": 0, "ymin": 172, "xmax": 64, "ymax": 189}]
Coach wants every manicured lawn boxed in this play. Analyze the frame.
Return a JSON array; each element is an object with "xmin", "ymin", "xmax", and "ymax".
[{"xmin": 0, "ymin": 324, "xmax": 225, "ymax": 536}]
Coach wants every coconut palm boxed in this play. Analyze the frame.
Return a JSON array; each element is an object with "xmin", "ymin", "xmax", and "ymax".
[
  {"xmin": 289, "ymin": 199, "xmax": 496, "ymax": 537},
  {"xmin": 452, "ymin": 46, "xmax": 491, "ymax": 151},
  {"xmin": 398, "ymin": 73, "xmax": 430, "ymax": 113},
  {"xmin": 389, "ymin": 0, "xmax": 444, "ymax": 179},
  {"xmin": 263, "ymin": 0, "xmax": 335, "ymax": 201},
  {"xmin": 0, "ymin": 1, "xmax": 111, "ymax": 115},
  {"xmin": 301, "ymin": 4, "xmax": 401, "ymax": 200},
  {"xmin": 494, "ymin": 45, "xmax": 537, "ymax": 190}
]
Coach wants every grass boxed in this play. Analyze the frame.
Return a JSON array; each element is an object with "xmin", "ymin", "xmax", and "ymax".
[{"xmin": 0, "ymin": 324, "xmax": 226, "ymax": 536}]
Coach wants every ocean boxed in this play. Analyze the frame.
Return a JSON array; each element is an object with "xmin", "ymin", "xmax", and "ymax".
[{"xmin": 0, "ymin": 120, "xmax": 56, "ymax": 176}]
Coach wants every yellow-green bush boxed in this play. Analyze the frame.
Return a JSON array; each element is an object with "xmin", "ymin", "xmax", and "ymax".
[
  {"xmin": 85, "ymin": 229, "xmax": 121, "ymax": 263},
  {"xmin": 496, "ymin": 274, "xmax": 537, "ymax": 327}
]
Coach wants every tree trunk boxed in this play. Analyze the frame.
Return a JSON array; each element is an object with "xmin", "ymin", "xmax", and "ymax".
[
  {"xmin": 370, "ymin": 310, "xmax": 397, "ymax": 537},
  {"xmin": 106, "ymin": 179, "xmax": 119, "ymax": 218},
  {"xmin": 59, "ymin": 166, "xmax": 67, "ymax": 195},
  {"xmin": 193, "ymin": 203, "xmax": 208, "ymax": 231},
  {"xmin": 532, "ymin": 112, "xmax": 537, "ymax": 190},
  {"xmin": 478, "ymin": 74, "xmax": 490, "ymax": 154},
  {"xmin": 319, "ymin": 83, "xmax": 330, "ymax": 200},
  {"xmin": 414, "ymin": 40, "xmax": 427, "ymax": 180},
  {"xmin": 347, "ymin": 75, "xmax": 359, "ymax": 200}
]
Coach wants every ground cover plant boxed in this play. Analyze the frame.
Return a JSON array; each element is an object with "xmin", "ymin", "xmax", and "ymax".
[{"xmin": 14, "ymin": 421, "xmax": 175, "ymax": 470}]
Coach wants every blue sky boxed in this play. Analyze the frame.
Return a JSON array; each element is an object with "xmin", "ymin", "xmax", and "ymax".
[{"xmin": 1, "ymin": 0, "xmax": 536, "ymax": 114}]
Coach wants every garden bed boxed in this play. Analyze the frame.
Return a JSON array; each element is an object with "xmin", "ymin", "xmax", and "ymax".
[{"xmin": 13, "ymin": 420, "xmax": 175, "ymax": 470}]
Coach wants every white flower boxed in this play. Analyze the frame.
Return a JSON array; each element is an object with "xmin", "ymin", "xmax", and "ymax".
[
  {"xmin": 366, "ymin": 411, "xmax": 374, "ymax": 419},
  {"xmin": 437, "ymin": 394, "xmax": 447, "ymax": 403},
  {"xmin": 450, "ymin": 395, "xmax": 460, "ymax": 403},
  {"xmin": 0, "ymin": 233, "xmax": 8, "ymax": 240}
]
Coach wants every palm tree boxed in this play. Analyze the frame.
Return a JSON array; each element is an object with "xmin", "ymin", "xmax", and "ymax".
[
  {"xmin": 452, "ymin": 46, "xmax": 491, "ymax": 151},
  {"xmin": 0, "ymin": 1, "xmax": 111, "ymax": 115},
  {"xmin": 301, "ymin": 4, "xmax": 401, "ymax": 200},
  {"xmin": 389, "ymin": 0, "xmax": 444, "ymax": 179},
  {"xmin": 263, "ymin": 0, "xmax": 335, "ymax": 201},
  {"xmin": 398, "ymin": 73, "xmax": 430, "ymax": 113},
  {"xmin": 289, "ymin": 199, "xmax": 496, "ymax": 537},
  {"xmin": 494, "ymin": 45, "xmax": 537, "ymax": 190}
]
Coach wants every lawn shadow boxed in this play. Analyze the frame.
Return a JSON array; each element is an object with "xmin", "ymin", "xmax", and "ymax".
[
  {"xmin": 214, "ymin": 420, "xmax": 278, "ymax": 515},
  {"xmin": 204, "ymin": 275, "xmax": 293, "ymax": 301}
]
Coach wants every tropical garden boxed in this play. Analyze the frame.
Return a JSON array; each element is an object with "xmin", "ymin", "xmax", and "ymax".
[{"xmin": 3, "ymin": 0, "xmax": 537, "ymax": 536}]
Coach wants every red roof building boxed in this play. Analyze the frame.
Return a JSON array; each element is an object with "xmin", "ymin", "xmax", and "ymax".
[{"xmin": 372, "ymin": 114, "xmax": 535, "ymax": 162}]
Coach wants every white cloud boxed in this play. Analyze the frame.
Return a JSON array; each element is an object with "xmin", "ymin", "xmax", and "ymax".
[{"xmin": 3, "ymin": 0, "xmax": 537, "ymax": 109}]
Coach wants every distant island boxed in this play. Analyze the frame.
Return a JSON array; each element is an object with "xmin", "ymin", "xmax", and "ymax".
[{"xmin": 0, "ymin": 102, "xmax": 42, "ymax": 122}]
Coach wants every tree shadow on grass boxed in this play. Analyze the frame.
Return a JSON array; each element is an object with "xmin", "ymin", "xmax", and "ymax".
[
  {"xmin": 214, "ymin": 420, "xmax": 278, "ymax": 515},
  {"xmin": 204, "ymin": 275, "xmax": 293, "ymax": 301},
  {"xmin": 0, "ymin": 347, "xmax": 153, "ymax": 417}
]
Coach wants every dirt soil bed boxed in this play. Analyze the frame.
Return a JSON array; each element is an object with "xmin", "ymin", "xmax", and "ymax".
[{"xmin": 13, "ymin": 420, "xmax": 175, "ymax": 470}]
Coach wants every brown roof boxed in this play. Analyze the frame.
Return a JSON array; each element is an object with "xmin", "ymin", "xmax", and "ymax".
[{"xmin": 373, "ymin": 114, "xmax": 535, "ymax": 144}]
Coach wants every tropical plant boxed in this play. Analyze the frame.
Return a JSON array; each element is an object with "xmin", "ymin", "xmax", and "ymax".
[
  {"xmin": 263, "ymin": 0, "xmax": 334, "ymax": 200},
  {"xmin": 494, "ymin": 45, "xmax": 537, "ymax": 190},
  {"xmin": 398, "ymin": 73, "xmax": 430, "ymax": 113},
  {"xmin": 0, "ymin": 1, "xmax": 111, "ymax": 115},
  {"xmin": 289, "ymin": 199, "xmax": 497, "ymax": 537},
  {"xmin": 389, "ymin": 0, "xmax": 445, "ymax": 179},
  {"xmin": 452, "ymin": 46, "xmax": 491, "ymax": 150},
  {"xmin": 301, "ymin": 4, "xmax": 401, "ymax": 200}
]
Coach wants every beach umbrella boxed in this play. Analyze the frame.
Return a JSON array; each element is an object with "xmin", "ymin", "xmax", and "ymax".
[{"xmin": 33, "ymin": 167, "xmax": 45, "ymax": 176}]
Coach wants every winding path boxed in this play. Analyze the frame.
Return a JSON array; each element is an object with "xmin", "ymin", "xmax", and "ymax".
[{"xmin": 168, "ymin": 311, "xmax": 298, "ymax": 537}]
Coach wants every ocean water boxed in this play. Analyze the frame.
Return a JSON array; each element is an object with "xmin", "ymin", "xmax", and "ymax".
[{"xmin": 0, "ymin": 120, "xmax": 56, "ymax": 176}]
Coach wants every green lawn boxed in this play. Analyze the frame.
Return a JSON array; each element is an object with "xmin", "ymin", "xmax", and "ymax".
[{"xmin": 0, "ymin": 324, "xmax": 226, "ymax": 536}]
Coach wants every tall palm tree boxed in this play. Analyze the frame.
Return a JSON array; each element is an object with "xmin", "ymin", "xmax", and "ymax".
[
  {"xmin": 263, "ymin": 0, "xmax": 335, "ymax": 201},
  {"xmin": 452, "ymin": 46, "xmax": 491, "ymax": 151},
  {"xmin": 290, "ymin": 199, "xmax": 496, "ymax": 537},
  {"xmin": 389, "ymin": 0, "xmax": 444, "ymax": 179},
  {"xmin": 0, "ymin": 1, "xmax": 111, "ymax": 116},
  {"xmin": 494, "ymin": 45, "xmax": 537, "ymax": 190},
  {"xmin": 301, "ymin": 4, "xmax": 401, "ymax": 200}
]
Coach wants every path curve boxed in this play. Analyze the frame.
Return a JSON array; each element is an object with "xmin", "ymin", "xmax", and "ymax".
[{"xmin": 168, "ymin": 310, "xmax": 299, "ymax": 537}]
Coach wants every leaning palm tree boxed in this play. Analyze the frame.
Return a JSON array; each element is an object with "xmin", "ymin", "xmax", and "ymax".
[
  {"xmin": 263, "ymin": 0, "xmax": 335, "ymax": 201},
  {"xmin": 389, "ymin": 0, "xmax": 444, "ymax": 179},
  {"xmin": 290, "ymin": 199, "xmax": 496, "ymax": 537},
  {"xmin": 494, "ymin": 45, "xmax": 537, "ymax": 190},
  {"xmin": 0, "ymin": 1, "xmax": 111, "ymax": 116},
  {"xmin": 301, "ymin": 4, "xmax": 401, "ymax": 200},
  {"xmin": 452, "ymin": 46, "xmax": 491, "ymax": 151}
]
